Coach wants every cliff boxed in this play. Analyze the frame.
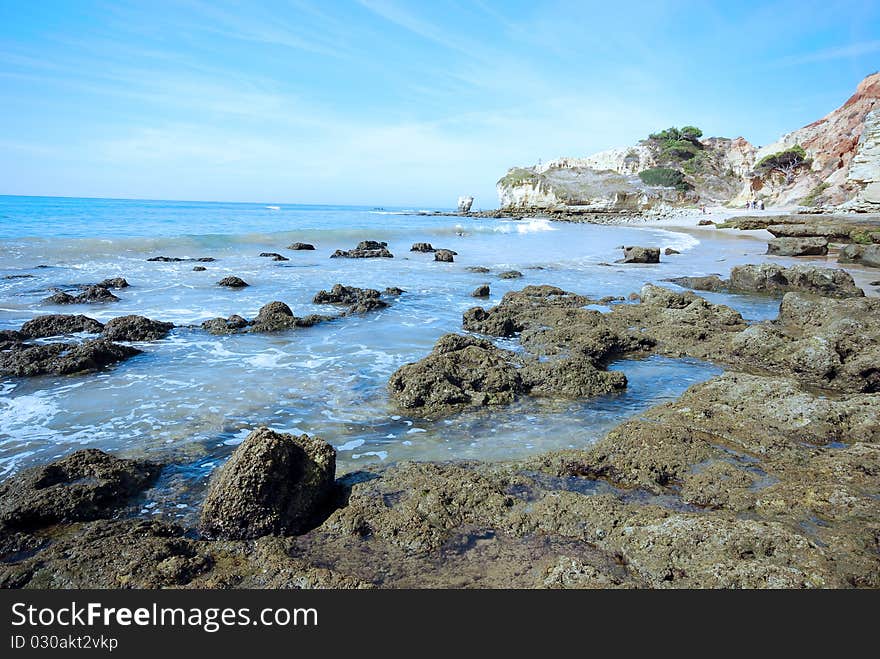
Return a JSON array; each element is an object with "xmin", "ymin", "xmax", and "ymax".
[{"xmin": 497, "ymin": 72, "xmax": 880, "ymax": 212}]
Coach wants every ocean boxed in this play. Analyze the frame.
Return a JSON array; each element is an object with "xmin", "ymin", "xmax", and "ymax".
[{"xmin": 0, "ymin": 195, "xmax": 783, "ymax": 522}]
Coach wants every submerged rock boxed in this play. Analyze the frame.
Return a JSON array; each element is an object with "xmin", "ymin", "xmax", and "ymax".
[
  {"xmin": 19, "ymin": 314, "xmax": 104, "ymax": 338},
  {"xmin": 331, "ymin": 240, "xmax": 393, "ymax": 259},
  {"xmin": 434, "ymin": 249, "xmax": 456, "ymax": 262},
  {"xmin": 466, "ymin": 266, "xmax": 491, "ymax": 273},
  {"xmin": 498, "ymin": 270, "xmax": 523, "ymax": 279},
  {"xmin": 259, "ymin": 252, "xmax": 289, "ymax": 261},
  {"xmin": 0, "ymin": 339, "xmax": 141, "ymax": 377},
  {"xmin": 193, "ymin": 266, "xmax": 206, "ymax": 271},
  {"xmin": 217, "ymin": 276, "xmax": 249, "ymax": 288},
  {"xmin": 664, "ymin": 248, "xmax": 680, "ymax": 255},
  {"xmin": 148, "ymin": 256, "xmax": 216, "ymax": 263},
  {"xmin": 766, "ymin": 237, "xmax": 828, "ymax": 256},
  {"xmin": 0, "ymin": 449, "xmax": 160, "ymax": 530},
  {"xmin": 200, "ymin": 427, "xmax": 336, "ymax": 540},
  {"xmin": 287, "ymin": 242, "xmax": 316, "ymax": 251},
  {"xmin": 664, "ymin": 275, "xmax": 728, "ymax": 292},
  {"xmin": 619, "ymin": 246, "xmax": 660, "ymax": 264},
  {"xmin": 102, "ymin": 315, "xmax": 174, "ymax": 341}
]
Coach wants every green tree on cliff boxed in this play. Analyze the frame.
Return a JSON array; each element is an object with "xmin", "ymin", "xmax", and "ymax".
[{"xmin": 755, "ymin": 145, "xmax": 810, "ymax": 184}]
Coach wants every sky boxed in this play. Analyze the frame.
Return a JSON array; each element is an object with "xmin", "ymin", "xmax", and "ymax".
[{"xmin": 0, "ymin": 0, "xmax": 878, "ymax": 208}]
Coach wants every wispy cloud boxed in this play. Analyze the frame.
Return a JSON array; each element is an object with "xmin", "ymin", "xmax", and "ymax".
[{"xmin": 778, "ymin": 39, "xmax": 880, "ymax": 65}]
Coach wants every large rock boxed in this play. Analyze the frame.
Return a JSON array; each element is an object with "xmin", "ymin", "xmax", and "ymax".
[
  {"xmin": 259, "ymin": 252, "xmax": 289, "ymax": 261},
  {"xmin": 199, "ymin": 427, "xmax": 336, "ymax": 540},
  {"xmin": 728, "ymin": 264, "xmax": 864, "ymax": 297},
  {"xmin": 664, "ymin": 275, "xmax": 728, "ymax": 292},
  {"xmin": 766, "ymin": 237, "xmax": 828, "ymax": 256},
  {"xmin": 331, "ymin": 240, "xmax": 393, "ymax": 259},
  {"xmin": 728, "ymin": 293, "xmax": 880, "ymax": 392},
  {"xmin": 287, "ymin": 242, "xmax": 315, "ymax": 251},
  {"xmin": 388, "ymin": 334, "xmax": 526, "ymax": 417},
  {"xmin": 102, "ymin": 315, "xmax": 173, "ymax": 341},
  {"xmin": 201, "ymin": 302, "xmax": 332, "ymax": 335},
  {"xmin": 0, "ymin": 339, "xmax": 141, "ymax": 377},
  {"xmin": 767, "ymin": 224, "xmax": 852, "ymax": 240},
  {"xmin": 96, "ymin": 277, "xmax": 129, "ymax": 289},
  {"xmin": 0, "ymin": 449, "xmax": 160, "ymax": 529},
  {"xmin": 457, "ymin": 196, "xmax": 474, "ymax": 213},
  {"xmin": 410, "ymin": 242, "xmax": 435, "ymax": 253},
  {"xmin": 20, "ymin": 314, "xmax": 104, "ymax": 338},
  {"xmin": 619, "ymin": 246, "xmax": 660, "ymax": 264},
  {"xmin": 471, "ymin": 284, "xmax": 490, "ymax": 298},
  {"xmin": 434, "ymin": 249, "xmax": 456, "ymax": 262},
  {"xmin": 838, "ymin": 243, "xmax": 880, "ymax": 268}
]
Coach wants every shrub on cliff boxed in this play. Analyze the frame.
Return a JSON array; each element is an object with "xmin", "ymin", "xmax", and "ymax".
[
  {"xmin": 638, "ymin": 167, "xmax": 691, "ymax": 191},
  {"xmin": 647, "ymin": 126, "xmax": 704, "ymax": 161},
  {"xmin": 755, "ymin": 145, "xmax": 811, "ymax": 183}
]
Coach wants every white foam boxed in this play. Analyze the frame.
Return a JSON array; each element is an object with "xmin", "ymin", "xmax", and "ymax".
[{"xmin": 337, "ymin": 438, "xmax": 365, "ymax": 451}]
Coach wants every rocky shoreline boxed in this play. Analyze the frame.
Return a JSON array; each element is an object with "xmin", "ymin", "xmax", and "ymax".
[{"xmin": 1, "ymin": 257, "xmax": 878, "ymax": 589}]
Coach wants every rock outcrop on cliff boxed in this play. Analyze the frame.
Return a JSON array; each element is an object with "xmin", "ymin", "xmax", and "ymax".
[{"xmin": 497, "ymin": 72, "xmax": 880, "ymax": 212}]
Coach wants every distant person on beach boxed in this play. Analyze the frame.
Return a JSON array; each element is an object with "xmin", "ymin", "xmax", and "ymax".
[{"xmin": 759, "ymin": 200, "xmax": 765, "ymax": 210}]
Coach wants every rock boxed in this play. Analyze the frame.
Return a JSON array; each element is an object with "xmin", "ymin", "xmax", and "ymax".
[
  {"xmin": 384, "ymin": 287, "xmax": 405, "ymax": 295},
  {"xmin": 697, "ymin": 219, "xmax": 715, "ymax": 226},
  {"xmin": 871, "ymin": 280, "xmax": 880, "ymax": 286},
  {"xmin": 727, "ymin": 293, "xmax": 880, "ymax": 392},
  {"xmin": 0, "ymin": 339, "xmax": 142, "ymax": 377},
  {"xmin": 147, "ymin": 256, "xmax": 216, "ymax": 262},
  {"xmin": 199, "ymin": 427, "xmax": 336, "ymax": 540},
  {"xmin": 664, "ymin": 248, "xmax": 681, "ymax": 255},
  {"xmin": 388, "ymin": 334, "xmax": 525, "ymax": 417},
  {"xmin": 330, "ymin": 240, "xmax": 393, "ymax": 259},
  {"xmin": 0, "ymin": 330, "xmax": 24, "ymax": 351},
  {"xmin": 457, "ymin": 196, "xmax": 474, "ymax": 213},
  {"xmin": 619, "ymin": 246, "xmax": 660, "ymax": 264},
  {"xmin": 499, "ymin": 270, "xmax": 523, "ymax": 279},
  {"xmin": 521, "ymin": 355, "xmax": 627, "ymax": 398},
  {"xmin": 766, "ymin": 237, "xmax": 828, "ymax": 256},
  {"xmin": 259, "ymin": 252, "xmax": 289, "ymax": 262},
  {"xmin": 19, "ymin": 314, "xmax": 104, "ymax": 338},
  {"xmin": 43, "ymin": 285, "xmax": 119, "ymax": 305},
  {"xmin": 96, "ymin": 277, "xmax": 129, "ymax": 289},
  {"xmin": 201, "ymin": 315, "xmax": 250, "ymax": 335},
  {"xmin": 728, "ymin": 264, "xmax": 864, "ymax": 297},
  {"xmin": 838, "ymin": 243, "xmax": 880, "ymax": 268},
  {"xmin": 250, "ymin": 301, "xmax": 298, "ymax": 332},
  {"xmin": 313, "ymin": 284, "xmax": 389, "ymax": 314},
  {"xmin": 102, "ymin": 315, "xmax": 174, "ymax": 341},
  {"xmin": 0, "ymin": 450, "xmax": 160, "ymax": 530},
  {"xmin": 411, "ymin": 242, "xmax": 435, "ymax": 252},
  {"xmin": 472, "ymin": 284, "xmax": 490, "ymax": 298},
  {"xmin": 193, "ymin": 266, "xmax": 206, "ymax": 271},
  {"xmin": 287, "ymin": 242, "xmax": 316, "ymax": 251},
  {"xmin": 466, "ymin": 266, "xmax": 491, "ymax": 273},
  {"xmin": 665, "ymin": 275, "xmax": 727, "ymax": 292},
  {"xmin": 2, "ymin": 274, "xmax": 34, "ymax": 280},
  {"xmin": 767, "ymin": 224, "xmax": 853, "ymax": 240},
  {"xmin": 434, "ymin": 249, "xmax": 456, "ymax": 262},
  {"xmin": 217, "ymin": 276, "xmax": 249, "ymax": 288}
]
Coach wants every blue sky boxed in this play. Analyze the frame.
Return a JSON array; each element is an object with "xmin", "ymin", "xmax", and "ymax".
[{"xmin": 0, "ymin": 0, "xmax": 878, "ymax": 207}]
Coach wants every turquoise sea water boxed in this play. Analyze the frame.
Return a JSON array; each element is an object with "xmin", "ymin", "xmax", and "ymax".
[{"xmin": 0, "ymin": 195, "xmax": 790, "ymax": 519}]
